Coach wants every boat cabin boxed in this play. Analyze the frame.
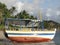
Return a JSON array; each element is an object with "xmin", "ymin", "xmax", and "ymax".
[{"xmin": 5, "ymin": 18, "xmax": 44, "ymax": 31}]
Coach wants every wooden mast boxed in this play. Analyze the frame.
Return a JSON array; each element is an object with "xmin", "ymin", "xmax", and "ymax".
[{"xmin": 38, "ymin": 9, "xmax": 44, "ymax": 30}]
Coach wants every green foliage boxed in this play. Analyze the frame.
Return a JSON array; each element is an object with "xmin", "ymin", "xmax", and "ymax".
[
  {"xmin": 0, "ymin": 24, "xmax": 4, "ymax": 30},
  {"xmin": 15, "ymin": 10, "xmax": 37, "ymax": 19},
  {"xmin": 43, "ymin": 21, "xmax": 59, "ymax": 29},
  {"xmin": 44, "ymin": 21, "xmax": 49, "ymax": 28},
  {"xmin": 9, "ymin": 7, "xmax": 16, "ymax": 14},
  {"xmin": 0, "ymin": 2, "xmax": 11, "ymax": 30},
  {"xmin": 0, "ymin": 2, "xmax": 6, "ymax": 9},
  {"xmin": 0, "ymin": 2, "xmax": 11, "ymax": 18}
]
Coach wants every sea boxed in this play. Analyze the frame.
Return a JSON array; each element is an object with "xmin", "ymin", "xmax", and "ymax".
[
  {"xmin": 0, "ymin": 30, "xmax": 60, "ymax": 45},
  {"xmin": 53, "ymin": 29, "xmax": 60, "ymax": 45}
]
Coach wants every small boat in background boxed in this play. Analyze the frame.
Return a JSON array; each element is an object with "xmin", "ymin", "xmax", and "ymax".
[{"xmin": 4, "ymin": 18, "xmax": 56, "ymax": 42}]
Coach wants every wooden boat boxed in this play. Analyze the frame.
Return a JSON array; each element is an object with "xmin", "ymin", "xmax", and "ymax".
[{"xmin": 4, "ymin": 18, "xmax": 56, "ymax": 42}]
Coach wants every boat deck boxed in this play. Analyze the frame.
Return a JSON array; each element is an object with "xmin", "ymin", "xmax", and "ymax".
[{"xmin": 6, "ymin": 28, "xmax": 55, "ymax": 31}]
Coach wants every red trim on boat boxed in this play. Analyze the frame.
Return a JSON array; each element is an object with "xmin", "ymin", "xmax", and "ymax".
[{"xmin": 8, "ymin": 37, "xmax": 51, "ymax": 43}]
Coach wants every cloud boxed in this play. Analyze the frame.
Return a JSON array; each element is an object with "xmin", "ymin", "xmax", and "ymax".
[
  {"xmin": 0, "ymin": 0, "xmax": 24, "ymax": 15},
  {"xmin": 22, "ymin": 0, "xmax": 45, "ymax": 15},
  {"xmin": 0, "ymin": 0, "xmax": 45, "ymax": 14},
  {"xmin": 46, "ymin": 8, "xmax": 52, "ymax": 18},
  {"xmin": 56, "ymin": 11, "xmax": 60, "ymax": 16},
  {"xmin": 0, "ymin": 0, "xmax": 18, "ymax": 9},
  {"xmin": 47, "ymin": 8, "xmax": 52, "ymax": 12},
  {"xmin": 45, "ymin": 8, "xmax": 60, "ymax": 23},
  {"xmin": 0, "ymin": 0, "xmax": 42, "ymax": 14},
  {"xmin": 11, "ymin": 1, "xmax": 24, "ymax": 16},
  {"xmin": 14, "ymin": 2, "xmax": 24, "ymax": 13}
]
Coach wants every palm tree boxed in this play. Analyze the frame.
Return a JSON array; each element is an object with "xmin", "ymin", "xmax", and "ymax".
[
  {"xmin": 0, "ymin": 2, "xmax": 6, "ymax": 24},
  {"xmin": 9, "ymin": 7, "xmax": 16, "ymax": 16},
  {"xmin": 15, "ymin": 10, "xmax": 37, "ymax": 19}
]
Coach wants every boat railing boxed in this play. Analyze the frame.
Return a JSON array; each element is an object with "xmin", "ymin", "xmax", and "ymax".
[{"xmin": 6, "ymin": 27, "xmax": 55, "ymax": 31}]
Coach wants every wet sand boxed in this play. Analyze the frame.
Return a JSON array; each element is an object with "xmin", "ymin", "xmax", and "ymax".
[{"xmin": 0, "ymin": 30, "xmax": 59, "ymax": 45}]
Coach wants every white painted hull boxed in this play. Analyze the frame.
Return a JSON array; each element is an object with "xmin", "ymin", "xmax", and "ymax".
[{"xmin": 5, "ymin": 29, "xmax": 56, "ymax": 42}]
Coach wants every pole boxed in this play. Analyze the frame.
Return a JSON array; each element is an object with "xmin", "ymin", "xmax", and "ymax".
[{"xmin": 38, "ymin": 9, "xmax": 44, "ymax": 30}]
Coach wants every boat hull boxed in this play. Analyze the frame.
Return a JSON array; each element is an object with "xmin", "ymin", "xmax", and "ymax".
[
  {"xmin": 8, "ymin": 37, "xmax": 51, "ymax": 42},
  {"xmin": 5, "ymin": 30, "xmax": 56, "ymax": 42}
]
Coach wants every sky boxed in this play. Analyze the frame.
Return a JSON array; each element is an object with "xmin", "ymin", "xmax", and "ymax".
[{"xmin": 0, "ymin": 0, "xmax": 60, "ymax": 23}]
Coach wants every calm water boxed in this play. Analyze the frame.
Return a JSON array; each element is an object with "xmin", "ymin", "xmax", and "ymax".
[
  {"xmin": 0, "ymin": 30, "xmax": 60, "ymax": 45},
  {"xmin": 53, "ymin": 30, "xmax": 60, "ymax": 45}
]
